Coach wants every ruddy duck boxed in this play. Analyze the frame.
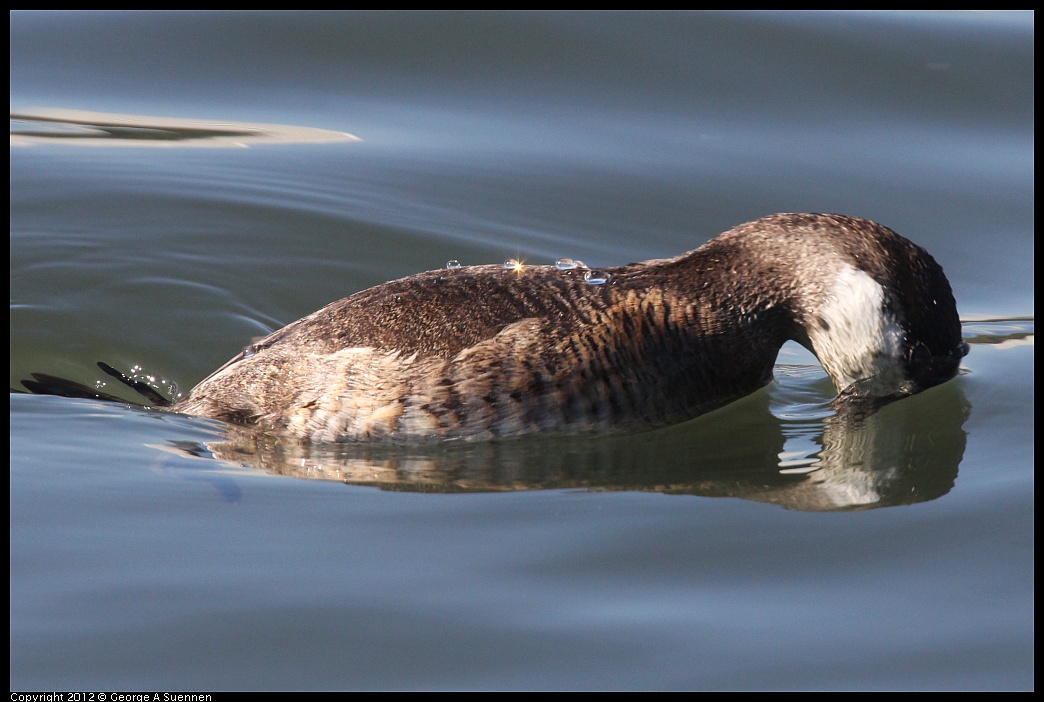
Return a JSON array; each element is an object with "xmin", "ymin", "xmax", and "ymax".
[{"xmin": 21, "ymin": 213, "xmax": 967, "ymax": 442}]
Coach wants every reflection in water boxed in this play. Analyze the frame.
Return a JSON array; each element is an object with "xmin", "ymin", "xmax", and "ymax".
[
  {"xmin": 10, "ymin": 108, "xmax": 360, "ymax": 147},
  {"xmin": 960, "ymin": 318, "xmax": 1034, "ymax": 348},
  {"xmin": 159, "ymin": 379, "xmax": 970, "ymax": 512},
  {"xmin": 747, "ymin": 384, "xmax": 968, "ymax": 511}
]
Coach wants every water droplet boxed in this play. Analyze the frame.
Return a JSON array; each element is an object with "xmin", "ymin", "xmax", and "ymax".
[
  {"xmin": 584, "ymin": 269, "xmax": 612, "ymax": 285},
  {"xmin": 555, "ymin": 258, "xmax": 578, "ymax": 270},
  {"xmin": 242, "ymin": 344, "xmax": 260, "ymax": 359},
  {"xmin": 504, "ymin": 258, "xmax": 520, "ymax": 269},
  {"xmin": 446, "ymin": 260, "xmax": 461, "ymax": 269}
]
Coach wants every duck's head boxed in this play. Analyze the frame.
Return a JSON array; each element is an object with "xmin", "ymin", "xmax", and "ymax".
[{"xmin": 762, "ymin": 214, "xmax": 968, "ymax": 404}]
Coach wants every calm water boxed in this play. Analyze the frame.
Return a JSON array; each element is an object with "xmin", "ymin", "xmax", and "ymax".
[{"xmin": 10, "ymin": 11, "xmax": 1033, "ymax": 690}]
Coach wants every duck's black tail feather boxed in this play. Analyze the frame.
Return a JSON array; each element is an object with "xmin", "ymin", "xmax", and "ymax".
[
  {"xmin": 15, "ymin": 362, "xmax": 173, "ymax": 407},
  {"xmin": 96, "ymin": 362, "xmax": 173, "ymax": 406}
]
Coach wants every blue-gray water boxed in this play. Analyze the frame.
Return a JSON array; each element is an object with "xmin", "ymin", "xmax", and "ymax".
[{"xmin": 10, "ymin": 11, "xmax": 1033, "ymax": 690}]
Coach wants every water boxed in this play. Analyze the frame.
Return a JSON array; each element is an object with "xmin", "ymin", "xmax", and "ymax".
[{"xmin": 10, "ymin": 11, "xmax": 1033, "ymax": 690}]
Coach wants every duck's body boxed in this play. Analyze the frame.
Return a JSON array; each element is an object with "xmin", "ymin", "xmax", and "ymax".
[{"xmin": 166, "ymin": 213, "xmax": 966, "ymax": 442}]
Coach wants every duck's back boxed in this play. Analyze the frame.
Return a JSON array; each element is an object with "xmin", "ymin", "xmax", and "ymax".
[{"xmin": 173, "ymin": 260, "xmax": 779, "ymax": 442}]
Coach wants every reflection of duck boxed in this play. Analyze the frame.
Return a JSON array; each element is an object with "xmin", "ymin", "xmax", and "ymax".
[
  {"xmin": 24, "ymin": 214, "xmax": 968, "ymax": 442},
  {"xmin": 149, "ymin": 360, "xmax": 972, "ymax": 511}
]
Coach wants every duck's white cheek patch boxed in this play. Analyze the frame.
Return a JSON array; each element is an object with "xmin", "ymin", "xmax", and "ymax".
[{"xmin": 811, "ymin": 264, "xmax": 905, "ymax": 389}]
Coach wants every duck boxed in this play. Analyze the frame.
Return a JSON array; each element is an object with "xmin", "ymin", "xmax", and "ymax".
[{"xmin": 20, "ymin": 213, "xmax": 968, "ymax": 442}]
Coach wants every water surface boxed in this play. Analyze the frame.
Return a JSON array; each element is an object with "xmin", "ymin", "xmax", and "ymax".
[{"xmin": 10, "ymin": 11, "xmax": 1033, "ymax": 690}]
